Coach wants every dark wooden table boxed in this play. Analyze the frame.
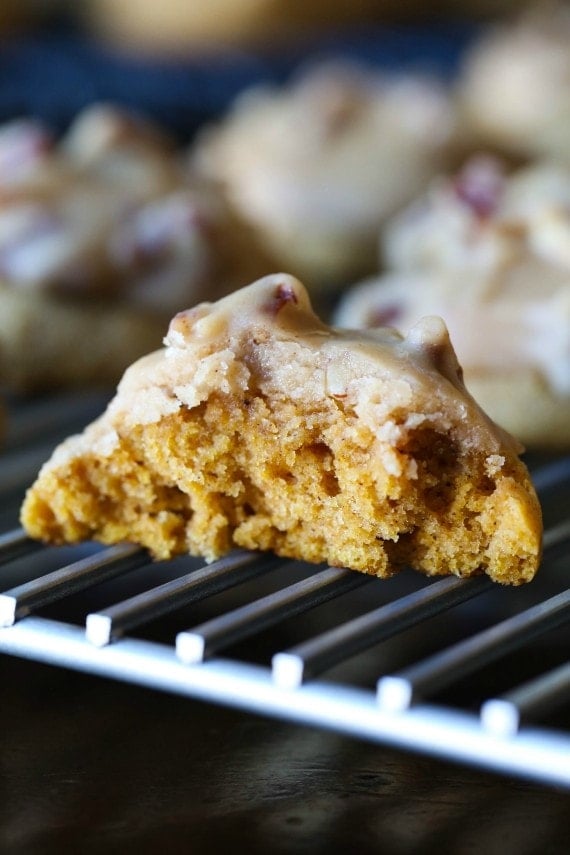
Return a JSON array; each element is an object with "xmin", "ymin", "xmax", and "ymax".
[{"xmin": 2, "ymin": 652, "xmax": 569, "ymax": 855}]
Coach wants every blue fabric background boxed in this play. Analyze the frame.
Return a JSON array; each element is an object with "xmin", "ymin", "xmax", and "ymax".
[{"xmin": 0, "ymin": 24, "xmax": 477, "ymax": 138}]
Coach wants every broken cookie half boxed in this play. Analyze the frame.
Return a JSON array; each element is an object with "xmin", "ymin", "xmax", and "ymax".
[{"xmin": 21, "ymin": 274, "xmax": 542, "ymax": 585}]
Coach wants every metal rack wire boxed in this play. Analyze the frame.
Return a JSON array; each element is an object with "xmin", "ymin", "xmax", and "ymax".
[{"xmin": 1, "ymin": 392, "xmax": 569, "ymax": 789}]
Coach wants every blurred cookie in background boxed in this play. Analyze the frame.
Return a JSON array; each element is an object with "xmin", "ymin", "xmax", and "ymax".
[
  {"xmin": 0, "ymin": 104, "xmax": 273, "ymax": 392},
  {"xmin": 459, "ymin": 2, "xmax": 570, "ymax": 160},
  {"xmin": 82, "ymin": 0, "xmax": 393, "ymax": 55},
  {"xmin": 192, "ymin": 62, "xmax": 456, "ymax": 289},
  {"xmin": 382, "ymin": 155, "xmax": 570, "ymax": 271},
  {"xmin": 335, "ymin": 156, "xmax": 570, "ymax": 448},
  {"xmin": 80, "ymin": 0, "xmax": 455, "ymax": 55},
  {"xmin": 80, "ymin": 0, "xmax": 538, "ymax": 56}
]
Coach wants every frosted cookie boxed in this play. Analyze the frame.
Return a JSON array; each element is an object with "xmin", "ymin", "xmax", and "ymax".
[
  {"xmin": 0, "ymin": 105, "xmax": 271, "ymax": 391},
  {"xmin": 193, "ymin": 63, "xmax": 455, "ymax": 287},
  {"xmin": 459, "ymin": 4, "xmax": 570, "ymax": 159},
  {"xmin": 336, "ymin": 158, "xmax": 570, "ymax": 447},
  {"xmin": 22, "ymin": 274, "xmax": 542, "ymax": 585}
]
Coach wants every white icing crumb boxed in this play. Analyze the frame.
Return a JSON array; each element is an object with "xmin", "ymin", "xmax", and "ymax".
[
  {"xmin": 164, "ymin": 329, "xmax": 187, "ymax": 350},
  {"xmin": 374, "ymin": 442, "xmax": 404, "ymax": 477},
  {"xmin": 486, "ymin": 454, "xmax": 505, "ymax": 476},
  {"xmin": 376, "ymin": 419, "xmax": 405, "ymax": 445},
  {"xmin": 405, "ymin": 457, "xmax": 419, "ymax": 479}
]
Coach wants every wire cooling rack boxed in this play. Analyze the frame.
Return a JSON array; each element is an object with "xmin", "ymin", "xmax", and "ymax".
[{"xmin": 1, "ymin": 392, "xmax": 569, "ymax": 788}]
